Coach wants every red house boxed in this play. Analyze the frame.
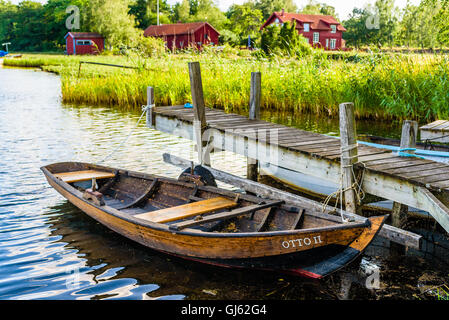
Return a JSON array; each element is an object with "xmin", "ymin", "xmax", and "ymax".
[
  {"xmin": 65, "ymin": 32, "xmax": 105, "ymax": 55},
  {"xmin": 260, "ymin": 11, "xmax": 346, "ymax": 50},
  {"xmin": 143, "ymin": 22, "xmax": 220, "ymax": 50}
]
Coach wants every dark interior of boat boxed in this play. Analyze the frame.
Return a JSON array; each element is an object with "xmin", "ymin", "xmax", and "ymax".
[{"xmin": 45, "ymin": 162, "xmax": 343, "ymax": 234}]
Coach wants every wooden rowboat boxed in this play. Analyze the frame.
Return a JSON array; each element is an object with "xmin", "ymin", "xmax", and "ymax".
[{"xmin": 41, "ymin": 161, "xmax": 387, "ymax": 279}]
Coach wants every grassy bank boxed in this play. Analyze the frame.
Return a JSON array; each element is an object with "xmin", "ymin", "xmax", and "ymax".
[{"xmin": 4, "ymin": 51, "xmax": 449, "ymax": 121}]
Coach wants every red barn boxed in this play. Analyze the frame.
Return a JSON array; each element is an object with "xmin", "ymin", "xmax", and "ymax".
[
  {"xmin": 65, "ymin": 32, "xmax": 105, "ymax": 55},
  {"xmin": 143, "ymin": 22, "xmax": 220, "ymax": 50},
  {"xmin": 260, "ymin": 11, "xmax": 346, "ymax": 50}
]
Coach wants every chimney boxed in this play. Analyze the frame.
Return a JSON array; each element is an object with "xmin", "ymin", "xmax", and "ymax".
[{"xmin": 281, "ymin": 8, "xmax": 285, "ymax": 16}]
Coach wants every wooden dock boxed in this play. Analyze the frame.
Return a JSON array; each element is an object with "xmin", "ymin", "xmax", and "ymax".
[
  {"xmin": 150, "ymin": 104, "xmax": 449, "ymax": 238},
  {"xmin": 420, "ymin": 120, "xmax": 449, "ymax": 143}
]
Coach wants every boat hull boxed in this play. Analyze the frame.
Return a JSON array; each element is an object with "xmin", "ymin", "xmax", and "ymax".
[{"xmin": 42, "ymin": 162, "xmax": 386, "ymax": 279}]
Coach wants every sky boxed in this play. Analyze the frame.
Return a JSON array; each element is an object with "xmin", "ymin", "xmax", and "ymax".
[
  {"xmin": 10, "ymin": 0, "xmax": 422, "ymax": 20},
  {"xmin": 167, "ymin": 0, "xmax": 423, "ymax": 19}
]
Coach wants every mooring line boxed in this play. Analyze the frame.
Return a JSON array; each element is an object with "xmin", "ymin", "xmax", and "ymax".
[{"xmin": 97, "ymin": 105, "xmax": 152, "ymax": 164}]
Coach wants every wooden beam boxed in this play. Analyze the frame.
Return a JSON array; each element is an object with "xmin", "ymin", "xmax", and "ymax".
[
  {"xmin": 188, "ymin": 62, "xmax": 210, "ymax": 166},
  {"xmin": 162, "ymin": 153, "xmax": 422, "ymax": 249},
  {"xmin": 146, "ymin": 86, "xmax": 155, "ymax": 128},
  {"xmin": 339, "ymin": 102, "xmax": 358, "ymax": 214},
  {"xmin": 392, "ymin": 120, "xmax": 418, "ymax": 230},
  {"xmin": 247, "ymin": 72, "xmax": 261, "ymax": 182}
]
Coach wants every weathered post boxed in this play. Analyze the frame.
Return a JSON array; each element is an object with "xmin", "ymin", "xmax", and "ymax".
[
  {"xmin": 390, "ymin": 120, "xmax": 418, "ymax": 254},
  {"xmin": 247, "ymin": 72, "xmax": 261, "ymax": 181},
  {"xmin": 339, "ymin": 102, "xmax": 358, "ymax": 214},
  {"xmin": 146, "ymin": 86, "xmax": 155, "ymax": 128},
  {"xmin": 392, "ymin": 120, "xmax": 418, "ymax": 227},
  {"xmin": 188, "ymin": 62, "xmax": 211, "ymax": 166}
]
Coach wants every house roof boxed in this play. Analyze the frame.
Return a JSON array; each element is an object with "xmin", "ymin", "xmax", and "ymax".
[
  {"xmin": 65, "ymin": 32, "xmax": 104, "ymax": 39},
  {"xmin": 261, "ymin": 12, "xmax": 346, "ymax": 32},
  {"xmin": 143, "ymin": 22, "xmax": 220, "ymax": 37}
]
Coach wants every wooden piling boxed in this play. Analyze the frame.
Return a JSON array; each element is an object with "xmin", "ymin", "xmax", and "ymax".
[
  {"xmin": 188, "ymin": 62, "xmax": 211, "ymax": 166},
  {"xmin": 339, "ymin": 102, "xmax": 358, "ymax": 214},
  {"xmin": 391, "ymin": 120, "xmax": 418, "ymax": 254},
  {"xmin": 247, "ymin": 72, "xmax": 261, "ymax": 181},
  {"xmin": 392, "ymin": 120, "xmax": 418, "ymax": 228},
  {"xmin": 146, "ymin": 86, "xmax": 155, "ymax": 128}
]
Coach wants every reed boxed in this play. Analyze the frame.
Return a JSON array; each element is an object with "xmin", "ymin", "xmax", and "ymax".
[{"xmin": 5, "ymin": 51, "xmax": 449, "ymax": 120}]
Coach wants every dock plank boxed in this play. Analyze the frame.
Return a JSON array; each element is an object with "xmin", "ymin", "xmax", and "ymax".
[
  {"xmin": 420, "ymin": 120, "xmax": 447, "ymax": 130},
  {"xmin": 366, "ymin": 158, "xmax": 432, "ymax": 171},
  {"xmin": 283, "ymin": 139, "xmax": 338, "ymax": 148},
  {"xmin": 398, "ymin": 167, "xmax": 449, "ymax": 179},
  {"xmin": 414, "ymin": 173, "xmax": 449, "ymax": 184},
  {"xmin": 385, "ymin": 163, "xmax": 449, "ymax": 175}
]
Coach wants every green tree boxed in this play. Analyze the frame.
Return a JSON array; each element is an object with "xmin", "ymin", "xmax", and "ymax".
[
  {"xmin": 10, "ymin": 1, "xmax": 46, "ymax": 51},
  {"xmin": 129, "ymin": 0, "xmax": 171, "ymax": 29},
  {"xmin": 373, "ymin": 0, "xmax": 400, "ymax": 47},
  {"xmin": 255, "ymin": 0, "xmax": 297, "ymax": 20},
  {"xmin": 343, "ymin": 0, "xmax": 400, "ymax": 48},
  {"xmin": 89, "ymin": 0, "xmax": 140, "ymax": 48},
  {"xmin": 261, "ymin": 21, "xmax": 311, "ymax": 56},
  {"xmin": 171, "ymin": 0, "xmax": 190, "ymax": 23},
  {"xmin": 184, "ymin": 0, "xmax": 228, "ymax": 30},
  {"xmin": 0, "ymin": 0, "xmax": 17, "ymax": 46},
  {"xmin": 429, "ymin": 0, "xmax": 449, "ymax": 47},
  {"xmin": 342, "ymin": 8, "xmax": 371, "ymax": 48},
  {"xmin": 261, "ymin": 23, "xmax": 280, "ymax": 54},
  {"xmin": 225, "ymin": 1, "xmax": 263, "ymax": 46},
  {"xmin": 300, "ymin": 0, "xmax": 337, "ymax": 17},
  {"xmin": 398, "ymin": 1, "xmax": 419, "ymax": 47}
]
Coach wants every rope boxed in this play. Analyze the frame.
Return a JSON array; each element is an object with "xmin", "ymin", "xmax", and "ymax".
[
  {"xmin": 322, "ymin": 143, "xmax": 366, "ymax": 223},
  {"xmin": 397, "ymin": 148, "xmax": 426, "ymax": 159},
  {"xmin": 97, "ymin": 105, "xmax": 152, "ymax": 164}
]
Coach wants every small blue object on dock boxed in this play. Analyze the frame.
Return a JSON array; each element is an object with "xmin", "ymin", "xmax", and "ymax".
[
  {"xmin": 184, "ymin": 103, "xmax": 193, "ymax": 109},
  {"xmin": 0, "ymin": 51, "xmax": 8, "ymax": 57}
]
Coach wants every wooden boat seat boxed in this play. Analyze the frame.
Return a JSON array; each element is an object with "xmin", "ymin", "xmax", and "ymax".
[
  {"xmin": 169, "ymin": 200, "xmax": 284, "ymax": 231},
  {"xmin": 54, "ymin": 170, "xmax": 116, "ymax": 184},
  {"xmin": 134, "ymin": 197, "xmax": 238, "ymax": 224}
]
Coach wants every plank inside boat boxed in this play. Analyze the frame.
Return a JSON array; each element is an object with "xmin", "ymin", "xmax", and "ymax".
[
  {"xmin": 54, "ymin": 170, "xmax": 115, "ymax": 183},
  {"xmin": 134, "ymin": 196, "xmax": 238, "ymax": 223}
]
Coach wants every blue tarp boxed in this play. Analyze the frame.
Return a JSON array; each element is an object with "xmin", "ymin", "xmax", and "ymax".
[{"xmin": 0, "ymin": 51, "xmax": 8, "ymax": 57}]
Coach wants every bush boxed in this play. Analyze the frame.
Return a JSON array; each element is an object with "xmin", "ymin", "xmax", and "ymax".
[
  {"xmin": 131, "ymin": 35, "xmax": 166, "ymax": 58},
  {"xmin": 261, "ymin": 21, "xmax": 312, "ymax": 58}
]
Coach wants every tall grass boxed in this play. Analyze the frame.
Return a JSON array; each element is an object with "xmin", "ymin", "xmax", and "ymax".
[{"xmin": 5, "ymin": 51, "xmax": 449, "ymax": 120}]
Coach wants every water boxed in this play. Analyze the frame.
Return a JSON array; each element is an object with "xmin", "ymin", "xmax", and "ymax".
[{"xmin": 0, "ymin": 67, "xmax": 448, "ymax": 300}]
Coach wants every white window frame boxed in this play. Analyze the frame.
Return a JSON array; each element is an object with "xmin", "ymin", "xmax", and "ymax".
[
  {"xmin": 304, "ymin": 23, "xmax": 310, "ymax": 32},
  {"xmin": 331, "ymin": 25, "xmax": 337, "ymax": 33},
  {"xmin": 326, "ymin": 39, "xmax": 329, "ymax": 48},
  {"xmin": 330, "ymin": 38, "xmax": 336, "ymax": 49},
  {"xmin": 313, "ymin": 32, "xmax": 320, "ymax": 44},
  {"xmin": 76, "ymin": 40, "xmax": 92, "ymax": 46}
]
